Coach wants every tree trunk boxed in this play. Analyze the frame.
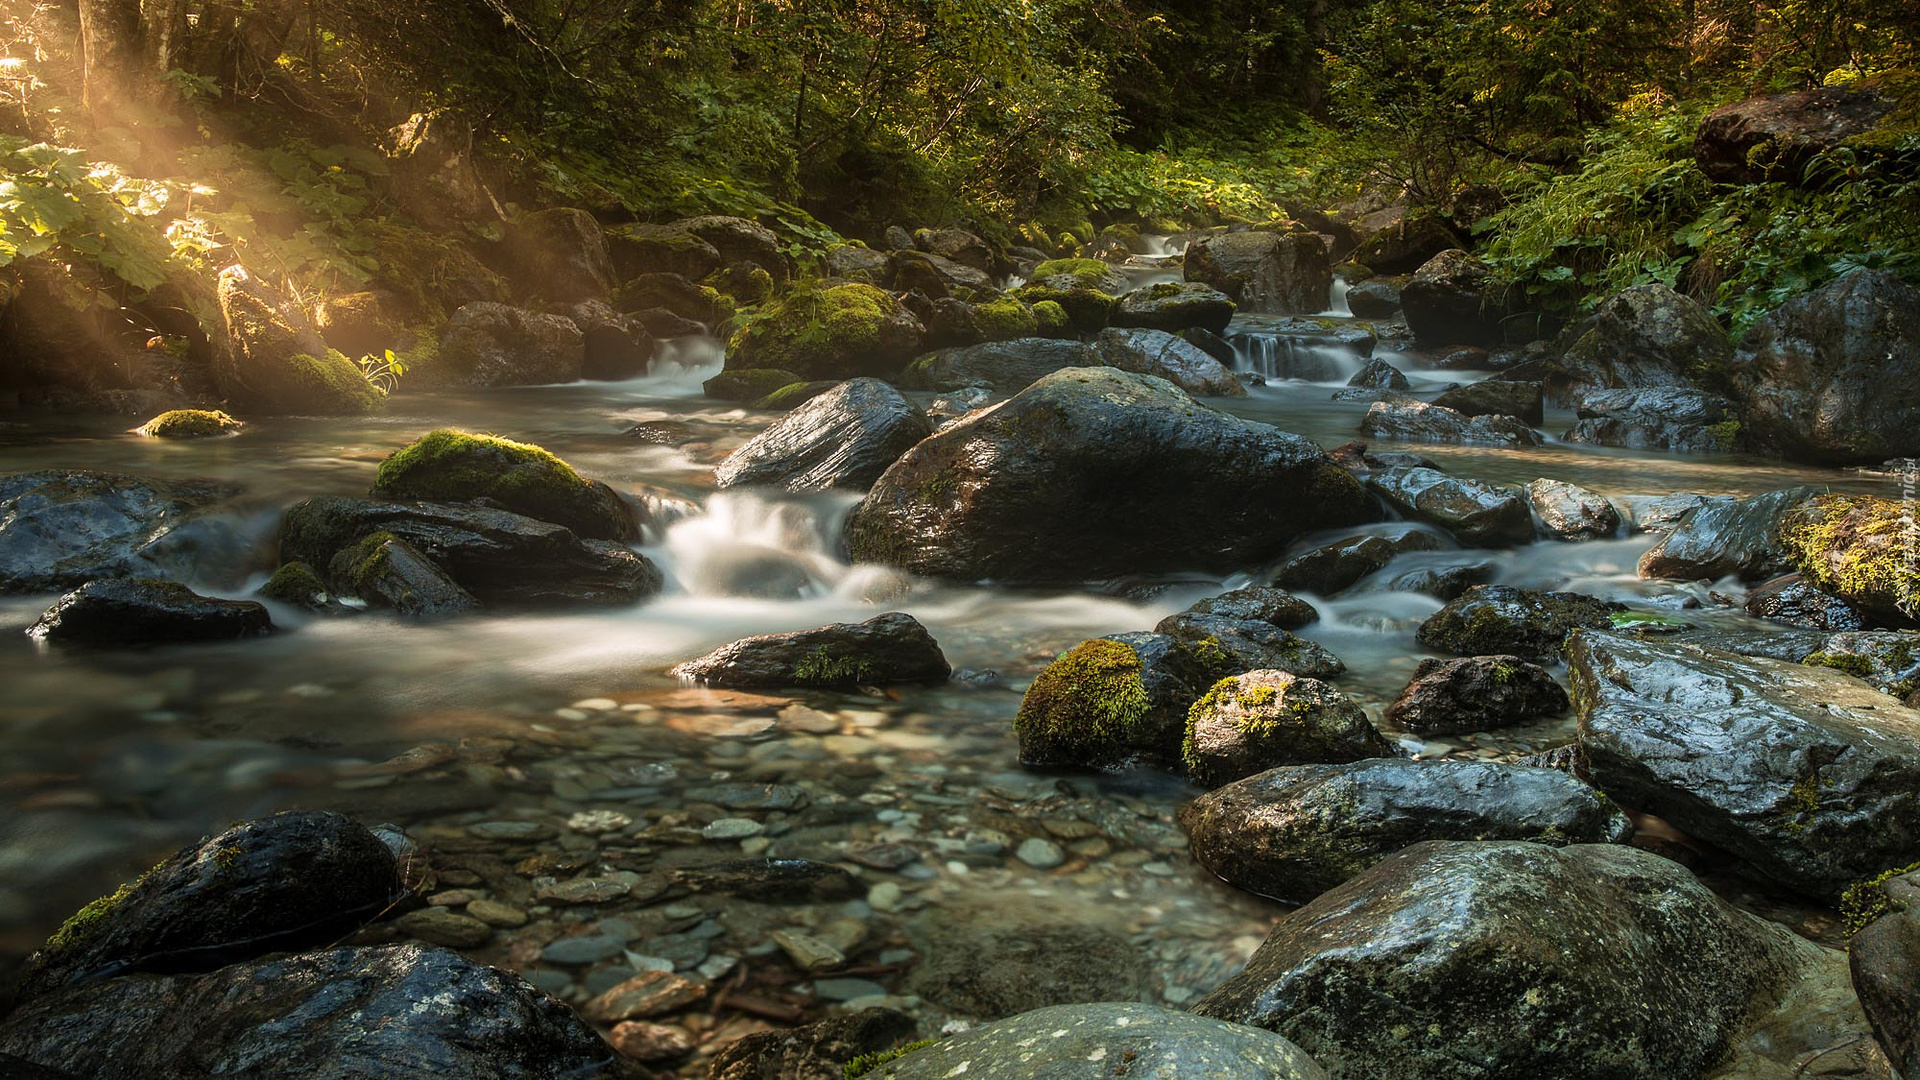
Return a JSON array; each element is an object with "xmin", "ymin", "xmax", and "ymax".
[{"xmin": 78, "ymin": 0, "xmax": 188, "ymax": 115}]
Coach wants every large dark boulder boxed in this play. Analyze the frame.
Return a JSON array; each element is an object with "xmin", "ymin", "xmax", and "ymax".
[
  {"xmin": 1636, "ymin": 486, "xmax": 1814, "ymax": 582},
  {"xmin": 675, "ymin": 214, "xmax": 789, "ymax": 282},
  {"xmin": 1184, "ymin": 231, "xmax": 1331, "ymax": 314},
  {"xmin": 1850, "ymin": 871, "xmax": 1920, "ymax": 1080},
  {"xmin": 0, "ymin": 944, "xmax": 623, "ymax": 1080},
  {"xmin": 1192, "ymin": 840, "xmax": 1810, "ymax": 1080},
  {"xmin": 1525, "ymin": 478, "xmax": 1621, "ymax": 541},
  {"xmin": 1183, "ymin": 761, "xmax": 1629, "ymax": 903},
  {"xmin": 726, "ymin": 283, "xmax": 923, "ymax": 379},
  {"xmin": 844, "ymin": 367, "xmax": 1374, "ymax": 584},
  {"xmin": 1384, "ymin": 654, "xmax": 1570, "ymax": 733},
  {"xmin": 1111, "ymin": 281, "xmax": 1236, "ymax": 333},
  {"xmin": 1090, "ymin": 327, "xmax": 1245, "ymax": 396},
  {"xmin": 714, "ymin": 378, "xmax": 930, "ymax": 493},
  {"xmin": 371, "ymin": 429, "xmax": 637, "ymax": 541},
  {"xmin": 1570, "ymin": 630, "xmax": 1920, "ymax": 899},
  {"xmin": 1364, "ymin": 467, "xmax": 1533, "ymax": 547},
  {"xmin": 1729, "ymin": 269, "xmax": 1920, "ymax": 463},
  {"xmin": 603, "ymin": 222, "xmax": 722, "ymax": 282},
  {"xmin": 1695, "ymin": 82, "xmax": 1898, "ymax": 185},
  {"xmin": 1564, "ymin": 387, "xmax": 1737, "ymax": 453},
  {"xmin": 0, "ymin": 471, "xmax": 240, "ymax": 594},
  {"xmin": 279, "ymin": 497, "xmax": 661, "ymax": 608},
  {"xmin": 1431, "ymin": 378, "xmax": 1544, "ymax": 426},
  {"xmin": 1156, "ymin": 614, "xmax": 1346, "ymax": 681},
  {"xmin": 870, "ymin": 1003, "xmax": 1327, "ymax": 1079},
  {"xmin": 436, "ymin": 302, "xmax": 585, "ymax": 388},
  {"xmin": 16, "ymin": 812, "xmax": 401, "ymax": 1002},
  {"xmin": 27, "ymin": 579, "xmax": 272, "ymax": 646},
  {"xmin": 1417, "ymin": 584, "xmax": 1622, "ymax": 661},
  {"xmin": 1400, "ymin": 249, "xmax": 1510, "ymax": 347},
  {"xmin": 1360, "ymin": 400, "xmax": 1543, "ymax": 447},
  {"xmin": 668, "ymin": 612, "xmax": 950, "ymax": 688},
  {"xmin": 899, "ymin": 337, "xmax": 1095, "ymax": 393},
  {"xmin": 1350, "ymin": 210, "xmax": 1461, "ymax": 275},
  {"xmin": 1181, "ymin": 670, "xmax": 1389, "ymax": 787},
  {"xmin": 1744, "ymin": 573, "xmax": 1868, "ymax": 632},
  {"xmin": 1555, "ymin": 284, "xmax": 1730, "ymax": 402},
  {"xmin": 566, "ymin": 300, "xmax": 654, "ymax": 381},
  {"xmin": 1271, "ymin": 526, "xmax": 1445, "ymax": 595}
]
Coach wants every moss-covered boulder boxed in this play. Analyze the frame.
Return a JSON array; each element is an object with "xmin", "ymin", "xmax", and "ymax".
[
  {"xmin": 1184, "ymin": 231, "xmax": 1331, "ymax": 314},
  {"xmin": 256, "ymin": 561, "xmax": 333, "ymax": 612},
  {"xmin": 1181, "ymin": 759, "xmax": 1631, "ymax": 903},
  {"xmin": 1011, "ymin": 275, "xmax": 1116, "ymax": 332},
  {"xmin": 1416, "ymin": 584, "xmax": 1623, "ymax": 662},
  {"xmin": 135, "ymin": 410, "xmax": 241, "ymax": 438},
  {"xmin": 1182, "ymin": 671, "xmax": 1391, "ymax": 787},
  {"xmin": 326, "ymin": 532, "xmax": 478, "ymax": 618},
  {"xmin": 1779, "ymin": 494, "xmax": 1920, "ymax": 626},
  {"xmin": 704, "ymin": 367, "xmax": 804, "ymax": 402},
  {"xmin": 605, "ymin": 222, "xmax": 723, "ymax": 282},
  {"xmin": 726, "ymin": 283, "xmax": 925, "ymax": 379},
  {"xmin": 1112, "ymin": 281, "xmax": 1236, "ymax": 333},
  {"xmin": 370, "ymin": 429, "xmax": 637, "ymax": 542},
  {"xmin": 1555, "ymin": 284, "xmax": 1731, "ymax": 403},
  {"xmin": 708, "ymin": 262, "xmax": 775, "ymax": 305},
  {"xmin": 1014, "ymin": 637, "xmax": 1183, "ymax": 771},
  {"xmin": 675, "ymin": 215, "xmax": 790, "ymax": 283},
  {"xmin": 1384, "ymin": 654, "xmax": 1570, "ymax": 734},
  {"xmin": 845, "ymin": 367, "xmax": 1375, "ymax": 583},
  {"xmin": 969, "ymin": 297, "xmax": 1039, "ymax": 341},
  {"xmin": 669, "ymin": 613, "xmax": 950, "ymax": 688},
  {"xmin": 1156, "ymin": 612, "xmax": 1345, "ymax": 682},
  {"xmin": 215, "ymin": 266, "xmax": 384, "ymax": 415},
  {"xmin": 615, "ymin": 273, "xmax": 735, "ymax": 327},
  {"xmin": 1802, "ymin": 631, "xmax": 1920, "ymax": 700}
]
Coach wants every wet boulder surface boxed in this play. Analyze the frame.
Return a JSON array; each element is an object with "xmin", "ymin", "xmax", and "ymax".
[
  {"xmin": 1417, "ymin": 584, "xmax": 1623, "ymax": 661},
  {"xmin": 1570, "ymin": 630, "xmax": 1920, "ymax": 899},
  {"xmin": 1111, "ymin": 281, "xmax": 1237, "ymax": 333},
  {"xmin": 1155, "ymin": 612, "xmax": 1346, "ymax": 681},
  {"xmin": 1359, "ymin": 400, "xmax": 1543, "ymax": 447},
  {"xmin": 1850, "ymin": 871, "xmax": 1920, "ymax": 1080},
  {"xmin": 1192, "ymin": 840, "xmax": 1807, "ymax": 1080},
  {"xmin": 1181, "ymin": 670, "xmax": 1388, "ymax": 788},
  {"xmin": 1271, "ymin": 526, "xmax": 1446, "ymax": 594},
  {"xmin": 27, "ymin": 579, "xmax": 273, "ymax": 646},
  {"xmin": 1091, "ymin": 327, "xmax": 1247, "ymax": 396},
  {"xmin": 869, "ymin": 1002, "xmax": 1328, "ymax": 1079},
  {"xmin": 669, "ymin": 612, "xmax": 950, "ymax": 689},
  {"xmin": 708, "ymin": 1007, "xmax": 918, "ymax": 1080},
  {"xmin": 0, "ymin": 471, "xmax": 243, "ymax": 594},
  {"xmin": 0, "ymin": 944, "xmax": 624, "ymax": 1080},
  {"xmin": 899, "ymin": 337, "xmax": 1096, "ymax": 393},
  {"xmin": 1182, "ymin": 760, "xmax": 1631, "ymax": 904},
  {"xmin": 1431, "ymin": 378, "xmax": 1545, "ymax": 426},
  {"xmin": 369, "ymin": 429, "xmax": 638, "ymax": 542},
  {"xmin": 843, "ymin": 367, "xmax": 1373, "ymax": 584},
  {"xmin": 714, "ymin": 377, "xmax": 931, "ymax": 493},
  {"xmin": 1564, "ymin": 387, "xmax": 1736, "ymax": 454},
  {"xmin": 1525, "ymin": 478, "xmax": 1621, "ymax": 540},
  {"xmin": 1384, "ymin": 654, "xmax": 1570, "ymax": 734},
  {"xmin": 1637, "ymin": 486, "xmax": 1814, "ymax": 582},
  {"xmin": 1183, "ymin": 230, "xmax": 1331, "ymax": 314},
  {"xmin": 1364, "ymin": 467, "xmax": 1533, "ymax": 547}
]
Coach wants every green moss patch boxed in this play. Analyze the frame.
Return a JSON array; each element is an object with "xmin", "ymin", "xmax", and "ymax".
[
  {"xmin": 727, "ymin": 282, "xmax": 917, "ymax": 377},
  {"xmin": 1014, "ymin": 638, "xmax": 1152, "ymax": 768},
  {"xmin": 1841, "ymin": 860, "xmax": 1920, "ymax": 935},
  {"xmin": 1012, "ymin": 282, "xmax": 1115, "ymax": 330},
  {"xmin": 372, "ymin": 428, "xmax": 629, "ymax": 539},
  {"xmin": 1779, "ymin": 494, "xmax": 1919, "ymax": 623},
  {"xmin": 1030, "ymin": 258, "xmax": 1112, "ymax": 287},
  {"xmin": 258, "ymin": 561, "xmax": 330, "ymax": 607},
  {"xmin": 971, "ymin": 297, "xmax": 1039, "ymax": 341},
  {"xmin": 704, "ymin": 367, "xmax": 805, "ymax": 401},
  {"xmin": 136, "ymin": 409, "xmax": 243, "ymax": 438},
  {"xmin": 844, "ymin": 1040, "xmax": 938, "ymax": 1079}
]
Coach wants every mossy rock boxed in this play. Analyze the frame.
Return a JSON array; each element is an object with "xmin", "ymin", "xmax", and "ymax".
[
  {"xmin": 752, "ymin": 380, "xmax": 841, "ymax": 410},
  {"xmin": 1011, "ymin": 282, "xmax": 1115, "ymax": 331},
  {"xmin": 708, "ymin": 264, "xmax": 775, "ymax": 305},
  {"xmin": 136, "ymin": 409, "xmax": 242, "ymax": 438},
  {"xmin": 969, "ymin": 298, "xmax": 1039, "ymax": 342},
  {"xmin": 257, "ymin": 561, "xmax": 332, "ymax": 611},
  {"xmin": 1029, "ymin": 300, "xmax": 1071, "ymax": 336},
  {"xmin": 1182, "ymin": 670, "xmax": 1391, "ymax": 787},
  {"xmin": 1014, "ymin": 638, "xmax": 1160, "ymax": 769},
  {"xmin": 726, "ymin": 282, "xmax": 925, "ymax": 378},
  {"xmin": 371, "ymin": 429, "xmax": 635, "ymax": 541},
  {"xmin": 705, "ymin": 367, "xmax": 805, "ymax": 402},
  {"xmin": 1779, "ymin": 494, "xmax": 1919, "ymax": 626},
  {"xmin": 1029, "ymin": 258, "xmax": 1121, "ymax": 289}
]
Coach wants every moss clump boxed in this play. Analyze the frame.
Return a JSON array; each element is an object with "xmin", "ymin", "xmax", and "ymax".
[
  {"xmin": 971, "ymin": 297, "xmax": 1039, "ymax": 341},
  {"xmin": 137, "ymin": 409, "xmax": 243, "ymax": 438},
  {"xmin": 1014, "ymin": 638, "xmax": 1153, "ymax": 768},
  {"xmin": 844, "ymin": 1040, "xmax": 939, "ymax": 1079},
  {"xmin": 727, "ymin": 282, "xmax": 918, "ymax": 378},
  {"xmin": 288, "ymin": 350, "xmax": 387, "ymax": 414},
  {"xmin": 1012, "ymin": 282, "xmax": 1115, "ymax": 331},
  {"xmin": 708, "ymin": 264, "xmax": 774, "ymax": 305},
  {"xmin": 1778, "ymin": 495, "xmax": 1919, "ymax": 623},
  {"xmin": 1030, "ymin": 258, "xmax": 1113, "ymax": 287},
  {"xmin": 793, "ymin": 647, "xmax": 882, "ymax": 687},
  {"xmin": 1706, "ymin": 417, "xmax": 1741, "ymax": 450},
  {"xmin": 372, "ymin": 428, "xmax": 629, "ymax": 539},
  {"xmin": 1803, "ymin": 650, "xmax": 1877, "ymax": 678},
  {"xmin": 1840, "ymin": 860, "xmax": 1920, "ymax": 934},
  {"xmin": 334, "ymin": 531, "xmax": 399, "ymax": 593},
  {"xmin": 1030, "ymin": 300, "xmax": 1070, "ymax": 335},
  {"xmin": 752, "ymin": 380, "xmax": 838, "ymax": 410},
  {"xmin": 258, "ymin": 561, "xmax": 330, "ymax": 608},
  {"xmin": 42, "ymin": 883, "xmax": 136, "ymax": 962}
]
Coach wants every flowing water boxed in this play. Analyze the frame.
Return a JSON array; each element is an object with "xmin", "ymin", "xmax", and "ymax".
[{"xmin": 0, "ymin": 259, "xmax": 1897, "ymax": 1053}]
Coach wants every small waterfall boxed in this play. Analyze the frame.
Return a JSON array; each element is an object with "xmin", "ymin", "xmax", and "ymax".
[
  {"xmin": 658, "ymin": 491, "xmax": 908, "ymax": 603},
  {"xmin": 1321, "ymin": 276, "xmax": 1353, "ymax": 317},
  {"xmin": 1227, "ymin": 332, "xmax": 1367, "ymax": 383},
  {"xmin": 1138, "ymin": 234, "xmax": 1185, "ymax": 258}
]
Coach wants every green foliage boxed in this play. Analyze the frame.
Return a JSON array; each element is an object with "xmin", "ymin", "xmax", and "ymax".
[
  {"xmin": 0, "ymin": 138, "xmax": 177, "ymax": 297},
  {"xmin": 357, "ymin": 350, "xmax": 409, "ymax": 395},
  {"xmin": 1840, "ymin": 861, "xmax": 1920, "ymax": 935}
]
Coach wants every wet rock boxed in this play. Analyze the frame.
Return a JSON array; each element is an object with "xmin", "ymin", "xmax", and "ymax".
[
  {"xmin": 1622, "ymin": 492, "xmax": 1710, "ymax": 533},
  {"xmin": 326, "ymin": 532, "xmax": 479, "ymax": 617},
  {"xmin": 1745, "ymin": 574, "xmax": 1869, "ymax": 631},
  {"xmin": 1091, "ymin": 327, "xmax": 1246, "ymax": 396},
  {"xmin": 1803, "ymin": 631, "xmax": 1920, "ymax": 699},
  {"xmin": 1365, "ymin": 467, "xmax": 1534, "ymax": 547},
  {"xmin": 504, "ymin": 207, "xmax": 612, "ymax": 302},
  {"xmin": 371, "ymin": 429, "xmax": 637, "ymax": 542},
  {"xmin": 279, "ymin": 497, "xmax": 662, "ymax": 608},
  {"xmin": 437, "ymin": 302, "xmax": 585, "ymax": 388},
  {"xmin": 676, "ymin": 215, "xmax": 790, "ymax": 282},
  {"xmin": 1637, "ymin": 486, "xmax": 1814, "ymax": 582},
  {"xmin": 1695, "ymin": 82, "xmax": 1898, "ymax": 185},
  {"xmin": 1401, "ymin": 249, "xmax": 1509, "ymax": 347},
  {"xmin": 845, "ymin": 367, "xmax": 1374, "ymax": 584},
  {"xmin": 1350, "ymin": 211, "xmax": 1460, "ymax": 275},
  {"xmin": 1111, "ymin": 281, "xmax": 1236, "ymax": 333},
  {"xmin": 1570, "ymin": 630, "xmax": 1920, "ymax": 899},
  {"xmin": 1850, "ymin": 871, "xmax": 1920, "ymax": 1079},
  {"xmin": 1156, "ymin": 612, "xmax": 1345, "ymax": 681},
  {"xmin": 726, "ymin": 283, "xmax": 922, "ymax": 379},
  {"xmin": 669, "ymin": 859, "xmax": 861, "ymax": 903},
  {"xmin": 1183, "ymin": 760, "xmax": 1630, "ymax": 903},
  {"xmin": 703, "ymin": 367, "xmax": 803, "ymax": 402},
  {"xmin": 912, "ymin": 227, "xmax": 993, "ymax": 273},
  {"xmin": 135, "ymin": 409, "xmax": 241, "ymax": 439},
  {"xmin": 18, "ymin": 811, "xmax": 400, "ymax": 1002},
  {"xmin": 822, "ymin": 242, "xmax": 893, "ymax": 284},
  {"xmin": 669, "ymin": 612, "xmax": 949, "ymax": 688},
  {"xmin": 1182, "ymin": 670, "xmax": 1390, "ymax": 787},
  {"xmin": 894, "ymin": 249, "xmax": 994, "ymax": 296},
  {"xmin": 1555, "ymin": 284, "xmax": 1730, "ymax": 402},
  {"xmin": 1778, "ymin": 493, "xmax": 1920, "ymax": 626},
  {"xmin": 1183, "ymin": 585, "xmax": 1318, "ymax": 629},
  {"xmin": 1183, "ymin": 230, "xmax": 1331, "ymax": 314},
  {"xmin": 1525, "ymin": 478, "xmax": 1621, "ymax": 541},
  {"xmin": 27, "ymin": 579, "xmax": 273, "ymax": 646},
  {"xmin": 707, "ymin": 1007, "xmax": 918, "ymax": 1080},
  {"xmin": 1384, "ymin": 654, "xmax": 1570, "ymax": 734},
  {"xmin": 567, "ymin": 300, "xmax": 655, "ymax": 381},
  {"xmin": 715, "ymin": 379, "xmax": 931, "ymax": 493},
  {"xmin": 1345, "ymin": 357, "xmax": 1409, "ymax": 390},
  {"xmin": 1014, "ymin": 633, "xmax": 1207, "ymax": 771},
  {"xmin": 604, "ymin": 222, "xmax": 722, "ymax": 282},
  {"xmin": 1360, "ymin": 400, "xmax": 1543, "ymax": 447},
  {"xmin": 1432, "ymin": 378, "xmax": 1544, "ymax": 426},
  {"xmin": 1564, "ymin": 387, "xmax": 1736, "ymax": 453},
  {"xmin": 1272, "ymin": 526, "xmax": 1445, "ymax": 594},
  {"xmin": 214, "ymin": 266, "xmax": 385, "ymax": 414},
  {"xmin": 1363, "ymin": 557, "xmax": 1498, "ymax": 601},
  {"xmin": 0, "ymin": 944, "xmax": 621, "ymax": 1080},
  {"xmin": 870, "ymin": 1003, "xmax": 1326, "ymax": 1079},
  {"xmin": 617, "ymin": 272, "xmax": 732, "ymax": 327},
  {"xmin": 1417, "ymin": 584, "xmax": 1623, "ymax": 662},
  {"xmin": 909, "ymin": 921, "xmax": 1147, "ymax": 1019},
  {"xmin": 898, "ymin": 337, "xmax": 1095, "ymax": 393},
  {"xmin": 1193, "ymin": 841, "xmax": 1808, "ymax": 1080},
  {"xmin": 257, "ymin": 561, "xmax": 335, "ymax": 612},
  {"xmin": 1344, "ymin": 278, "xmax": 1402, "ymax": 319}
]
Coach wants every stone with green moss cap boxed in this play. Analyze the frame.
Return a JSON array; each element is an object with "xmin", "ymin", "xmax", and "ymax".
[
  {"xmin": 215, "ymin": 266, "xmax": 385, "ymax": 415},
  {"xmin": 326, "ymin": 532, "xmax": 477, "ymax": 618},
  {"xmin": 670, "ymin": 612, "xmax": 949, "ymax": 689},
  {"xmin": 371, "ymin": 429, "xmax": 636, "ymax": 542},
  {"xmin": 726, "ymin": 282, "xmax": 924, "ymax": 379},
  {"xmin": 1779, "ymin": 493, "xmax": 1920, "ymax": 627},
  {"xmin": 1182, "ymin": 670, "xmax": 1389, "ymax": 787},
  {"xmin": 135, "ymin": 410, "xmax": 242, "ymax": 438},
  {"xmin": 1012, "ymin": 631, "xmax": 1215, "ymax": 771},
  {"xmin": 1112, "ymin": 280, "xmax": 1235, "ymax": 333}
]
